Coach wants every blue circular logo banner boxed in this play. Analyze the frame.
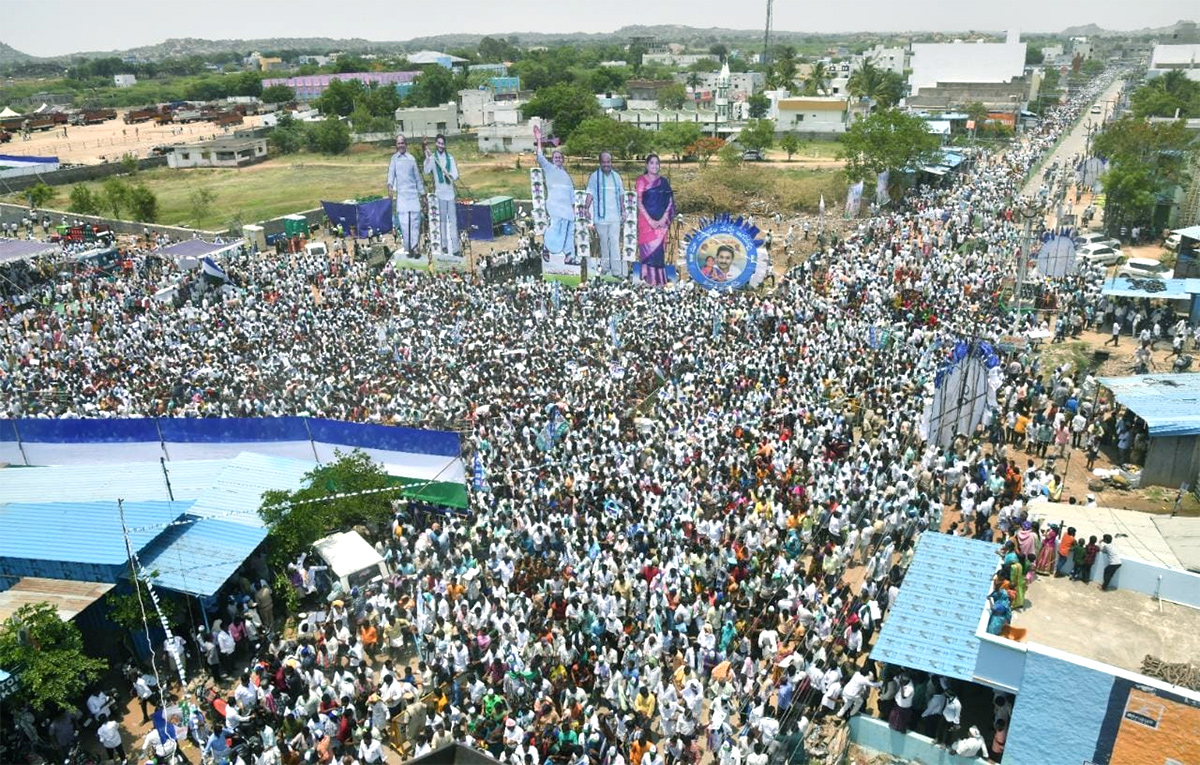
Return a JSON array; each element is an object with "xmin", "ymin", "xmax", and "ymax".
[{"xmin": 684, "ymin": 215, "xmax": 762, "ymax": 290}]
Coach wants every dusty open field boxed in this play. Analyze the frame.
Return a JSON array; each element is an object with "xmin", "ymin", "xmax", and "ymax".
[{"xmin": 2, "ymin": 110, "xmax": 268, "ymax": 165}]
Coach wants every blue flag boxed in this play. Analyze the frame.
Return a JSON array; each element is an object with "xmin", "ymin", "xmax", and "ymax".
[{"xmin": 200, "ymin": 257, "xmax": 228, "ymax": 281}]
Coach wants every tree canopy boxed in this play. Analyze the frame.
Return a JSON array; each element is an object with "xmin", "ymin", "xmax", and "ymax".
[
  {"xmin": 566, "ymin": 117, "xmax": 653, "ymax": 159},
  {"xmin": 737, "ymin": 119, "xmax": 776, "ymax": 152},
  {"xmin": 1094, "ymin": 115, "xmax": 1194, "ymax": 235},
  {"xmin": 1131, "ymin": 70, "xmax": 1200, "ymax": 120},
  {"xmin": 838, "ymin": 107, "xmax": 942, "ymax": 180},
  {"xmin": 655, "ymin": 122, "xmax": 704, "ymax": 161},
  {"xmin": 0, "ymin": 602, "xmax": 107, "ymax": 713},
  {"xmin": 522, "ymin": 82, "xmax": 602, "ymax": 142}
]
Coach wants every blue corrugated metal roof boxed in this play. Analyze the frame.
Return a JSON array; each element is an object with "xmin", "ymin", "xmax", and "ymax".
[
  {"xmin": 1097, "ymin": 374, "xmax": 1200, "ymax": 437},
  {"xmin": 136, "ymin": 515, "xmax": 267, "ymax": 597},
  {"xmin": 0, "ymin": 500, "xmax": 193, "ymax": 565},
  {"xmin": 870, "ymin": 533, "xmax": 999, "ymax": 681},
  {"xmin": 187, "ymin": 452, "xmax": 315, "ymax": 527},
  {"xmin": 0, "ymin": 459, "xmax": 228, "ymax": 504}
]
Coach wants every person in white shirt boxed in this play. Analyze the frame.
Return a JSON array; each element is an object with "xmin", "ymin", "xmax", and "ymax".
[
  {"xmin": 387, "ymin": 136, "xmax": 426, "ymax": 255},
  {"xmin": 86, "ymin": 689, "xmax": 114, "ymax": 722},
  {"xmin": 951, "ymin": 725, "xmax": 987, "ymax": 757},
  {"xmin": 141, "ymin": 727, "xmax": 177, "ymax": 761},
  {"xmin": 359, "ymin": 729, "xmax": 386, "ymax": 763},
  {"xmin": 837, "ymin": 668, "xmax": 882, "ymax": 719},
  {"xmin": 584, "ymin": 151, "xmax": 628, "ymax": 278},
  {"xmin": 422, "ymin": 134, "xmax": 460, "ymax": 256},
  {"xmin": 97, "ymin": 719, "xmax": 125, "ymax": 761}
]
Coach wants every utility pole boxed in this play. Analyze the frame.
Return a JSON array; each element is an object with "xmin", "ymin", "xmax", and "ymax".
[
  {"xmin": 1012, "ymin": 200, "xmax": 1041, "ymax": 334},
  {"xmin": 762, "ymin": 0, "xmax": 774, "ymax": 66}
]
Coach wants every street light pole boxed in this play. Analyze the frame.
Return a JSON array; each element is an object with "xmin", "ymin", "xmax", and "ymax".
[{"xmin": 1012, "ymin": 199, "xmax": 1041, "ymax": 334}]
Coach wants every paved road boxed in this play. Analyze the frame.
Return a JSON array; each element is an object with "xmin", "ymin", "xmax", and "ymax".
[{"xmin": 1021, "ymin": 76, "xmax": 1126, "ymax": 199}]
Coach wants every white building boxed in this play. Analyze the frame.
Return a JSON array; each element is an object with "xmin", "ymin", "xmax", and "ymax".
[
  {"xmin": 477, "ymin": 122, "xmax": 543, "ymax": 153},
  {"xmin": 857, "ymin": 45, "xmax": 908, "ymax": 76},
  {"xmin": 1070, "ymin": 38, "xmax": 1094, "ymax": 61},
  {"xmin": 406, "ymin": 51, "xmax": 469, "ymax": 69},
  {"xmin": 393, "ymin": 102, "xmax": 460, "ymax": 138},
  {"xmin": 166, "ymin": 137, "xmax": 268, "ymax": 169},
  {"xmin": 771, "ymin": 96, "xmax": 850, "ymax": 135},
  {"xmin": 459, "ymin": 89, "xmax": 526, "ymax": 128},
  {"xmin": 113, "ymin": 74, "xmax": 137, "ymax": 88},
  {"xmin": 676, "ymin": 71, "xmax": 764, "ymax": 97},
  {"xmin": 908, "ymin": 30, "xmax": 1027, "ymax": 96},
  {"xmin": 642, "ymin": 52, "xmax": 714, "ymax": 68},
  {"xmin": 1149, "ymin": 44, "xmax": 1200, "ymax": 82}
]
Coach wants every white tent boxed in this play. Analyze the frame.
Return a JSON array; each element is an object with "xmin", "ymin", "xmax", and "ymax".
[
  {"xmin": 0, "ymin": 107, "xmax": 22, "ymax": 118},
  {"xmin": 32, "ymin": 103, "xmax": 49, "ymax": 114}
]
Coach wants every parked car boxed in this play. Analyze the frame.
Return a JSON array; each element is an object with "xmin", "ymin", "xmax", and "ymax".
[
  {"xmin": 1090, "ymin": 105, "xmax": 1102, "ymax": 114},
  {"xmin": 1074, "ymin": 232, "xmax": 1121, "ymax": 250},
  {"xmin": 1075, "ymin": 244, "xmax": 1123, "ymax": 266},
  {"xmin": 1164, "ymin": 233, "xmax": 1181, "ymax": 252},
  {"xmin": 742, "ymin": 149, "xmax": 765, "ymax": 161},
  {"xmin": 1117, "ymin": 258, "xmax": 1173, "ymax": 280}
]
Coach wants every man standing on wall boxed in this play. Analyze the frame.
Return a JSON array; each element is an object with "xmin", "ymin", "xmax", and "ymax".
[
  {"xmin": 423, "ymin": 134, "xmax": 461, "ymax": 257},
  {"xmin": 387, "ymin": 135, "xmax": 425, "ymax": 256},
  {"xmin": 585, "ymin": 150, "xmax": 626, "ymax": 278}
]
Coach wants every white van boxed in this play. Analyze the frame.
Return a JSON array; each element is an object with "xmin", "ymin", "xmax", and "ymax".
[
  {"xmin": 312, "ymin": 530, "xmax": 389, "ymax": 593},
  {"xmin": 305, "ymin": 241, "xmax": 329, "ymax": 258}
]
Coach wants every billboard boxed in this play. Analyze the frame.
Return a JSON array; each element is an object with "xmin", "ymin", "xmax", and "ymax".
[{"xmin": 683, "ymin": 214, "xmax": 765, "ymax": 290}]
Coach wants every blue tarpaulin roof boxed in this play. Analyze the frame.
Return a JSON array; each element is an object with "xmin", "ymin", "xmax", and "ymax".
[
  {"xmin": 1101, "ymin": 277, "xmax": 1200, "ymax": 300},
  {"xmin": 871, "ymin": 533, "xmax": 999, "ymax": 681},
  {"xmin": 0, "ymin": 500, "xmax": 192, "ymax": 565},
  {"xmin": 136, "ymin": 515, "xmax": 267, "ymax": 597},
  {"xmin": 1097, "ymin": 374, "xmax": 1200, "ymax": 437}
]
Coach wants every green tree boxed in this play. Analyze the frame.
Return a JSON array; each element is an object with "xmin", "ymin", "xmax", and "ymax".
[
  {"xmin": 68, "ymin": 185, "xmax": 101, "ymax": 215},
  {"xmin": 1131, "ymin": 70, "xmax": 1200, "ymax": 119},
  {"xmin": 1094, "ymin": 116, "xmax": 1193, "ymax": 235},
  {"xmin": 838, "ymin": 107, "xmax": 942, "ymax": 181},
  {"xmin": 747, "ymin": 93, "xmax": 770, "ymax": 119},
  {"xmin": 127, "ymin": 183, "xmax": 159, "ymax": 222},
  {"xmin": 522, "ymin": 82, "xmax": 602, "ymax": 142},
  {"xmin": 566, "ymin": 117, "xmax": 652, "ymax": 159},
  {"xmin": 768, "ymin": 47, "xmax": 799, "ymax": 90},
  {"xmin": 307, "ymin": 116, "xmax": 351, "ymax": 154},
  {"xmin": 406, "ymin": 65, "xmax": 456, "ymax": 108},
  {"xmin": 709, "ymin": 43, "xmax": 729, "ymax": 60},
  {"xmin": 27, "ymin": 182, "xmax": 55, "ymax": 208},
  {"xmin": 233, "ymin": 70, "xmax": 263, "ymax": 97},
  {"xmin": 717, "ymin": 142, "xmax": 741, "ymax": 166},
  {"xmin": 314, "ymin": 77, "xmax": 366, "ymax": 117},
  {"xmin": 101, "ymin": 177, "xmax": 130, "ymax": 219},
  {"xmin": 802, "ymin": 61, "xmax": 832, "ymax": 96},
  {"xmin": 261, "ymin": 84, "xmax": 296, "ymax": 104},
  {"xmin": 657, "ymin": 82, "xmax": 690, "ymax": 110},
  {"xmin": 189, "ymin": 187, "xmax": 216, "ymax": 223},
  {"xmin": 965, "ymin": 101, "xmax": 990, "ymax": 127},
  {"xmin": 105, "ymin": 577, "xmax": 179, "ymax": 658},
  {"xmin": 738, "ymin": 118, "xmax": 775, "ymax": 152},
  {"xmin": 269, "ymin": 113, "xmax": 308, "ymax": 154},
  {"xmin": 780, "ymin": 132, "xmax": 801, "ymax": 160},
  {"xmin": 848, "ymin": 60, "xmax": 905, "ymax": 111},
  {"xmin": 1082, "ymin": 59, "xmax": 1105, "ymax": 77},
  {"xmin": 258, "ymin": 450, "xmax": 393, "ymax": 569},
  {"xmin": 1025, "ymin": 46, "xmax": 1045, "ymax": 65},
  {"xmin": 655, "ymin": 121, "xmax": 703, "ymax": 161},
  {"xmin": 0, "ymin": 602, "xmax": 108, "ymax": 713}
]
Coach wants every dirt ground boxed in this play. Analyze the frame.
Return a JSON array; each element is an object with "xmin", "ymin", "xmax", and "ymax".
[{"xmin": 2, "ymin": 111, "xmax": 268, "ymax": 165}]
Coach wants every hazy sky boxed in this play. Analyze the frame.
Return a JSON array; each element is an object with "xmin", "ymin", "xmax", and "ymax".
[{"xmin": 4, "ymin": 0, "xmax": 1197, "ymax": 58}]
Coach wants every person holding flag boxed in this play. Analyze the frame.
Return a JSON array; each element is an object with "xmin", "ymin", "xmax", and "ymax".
[
  {"xmin": 387, "ymin": 135, "xmax": 425, "ymax": 255},
  {"xmin": 422, "ymin": 134, "xmax": 461, "ymax": 257}
]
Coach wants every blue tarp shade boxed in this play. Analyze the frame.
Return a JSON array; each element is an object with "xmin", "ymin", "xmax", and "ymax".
[
  {"xmin": 1100, "ymin": 277, "xmax": 1200, "ymax": 300},
  {"xmin": 135, "ymin": 515, "xmax": 267, "ymax": 597},
  {"xmin": 871, "ymin": 534, "xmax": 999, "ymax": 681},
  {"xmin": 321, "ymin": 198, "xmax": 393, "ymax": 236},
  {"xmin": 0, "ymin": 238, "xmax": 58, "ymax": 264},
  {"xmin": 1097, "ymin": 374, "xmax": 1200, "ymax": 437}
]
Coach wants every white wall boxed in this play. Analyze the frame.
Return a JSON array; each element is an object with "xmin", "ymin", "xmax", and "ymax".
[{"xmin": 909, "ymin": 40, "xmax": 1027, "ymax": 94}]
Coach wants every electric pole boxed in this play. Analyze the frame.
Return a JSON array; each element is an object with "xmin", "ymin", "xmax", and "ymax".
[
  {"xmin": 1012, "ymin": 200, "xmax": 1041, "ymax": 333},
  {"xmin": 763, "ymin": 0, "xmax": 774, "ymax": 66}
]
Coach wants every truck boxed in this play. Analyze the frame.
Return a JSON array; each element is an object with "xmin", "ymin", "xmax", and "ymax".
[
  {"xmin": 311, "ymin": 530, "xmax": 390, "ymax": 595},
  {"xmin": 215, "ymin": 112, "xmax": 244, "ymax": 127},
  {"xmin": 71, "ymin": 109, "xmax": 117, "ymax": 125},
  {"xmin": 124, "ymin": 108, "xmax": 158, "ymax": 124}
]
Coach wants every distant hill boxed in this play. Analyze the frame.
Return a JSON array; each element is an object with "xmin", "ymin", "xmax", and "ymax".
[
  {"xmin": 1060, "ymin": 19, "xmax": 1197, "ymax": 38},
  {"xmin": 0, "ymin": 41, "xmax": 36, "ymax": 65},
  {"xmin": 2, "ymin": 19, "xmax": 1196, "ymax": 64}
]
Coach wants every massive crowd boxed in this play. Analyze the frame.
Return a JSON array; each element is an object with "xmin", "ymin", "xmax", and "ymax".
[{"xmin": 3, "ymin": 69, "xmax": 1190, "ymax": 765}]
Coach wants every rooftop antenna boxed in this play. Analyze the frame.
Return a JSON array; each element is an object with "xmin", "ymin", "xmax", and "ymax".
[{"xmin": 763, "ymin": 0, "xmax": 774, "ymax": 66}]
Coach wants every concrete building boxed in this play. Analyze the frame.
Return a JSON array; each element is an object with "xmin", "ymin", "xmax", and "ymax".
[
  {"xmin": 772, "ymin": 96, "xmax": 850, "ymax": 136},
  {"xmin": 262, "ymin": 72, "xmax": 419, "ymax": 103},
  {"xmin": 908, "ymin": 30, "xmax": 1026, "ymax": 96},
  {"xmin": 113, "ymin": 74, "xmax": 137, "ymax": 88},
  {"xmin": 857, "ymin": 531, "xmax": 1200, "ymax": 765},
  {"xmin": 477, "ymin": 122, "xmax": 544, "ymax": 154},
  {"xmin": 857, "ymin": 44, "xmax": 908, "ymax": 76},
  {"xmin": 626, "ymin": 79, "xmax": 677, "ymax": 103},
  {"xmin": 1149, "ymin": 44, "xmax": 1200, "ymax": 82},
  {"xmin": 609, "ymin": 109, "xmax": 734, "ymax": 138},
  {"xmin": 674, "ymin": 70, "xmax": 765, "ymax": 97},
  {"xmin": 166, "ymin": 136, "xmax": 268, "ymax": 169},
  {"xmin": 1070, "ymin": 37, "xmax": 1094, "ymax": 61},
  {"xmin": 393, "ymin": 102, "xmax": 460, "ymax": 138},
  {"xmin": 642, "ymin": 52, "xmax": 714, "ymax": 68},
  {"xmin": 459, "ymin": 89, "xmax": 525, "ymax": 128}
]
